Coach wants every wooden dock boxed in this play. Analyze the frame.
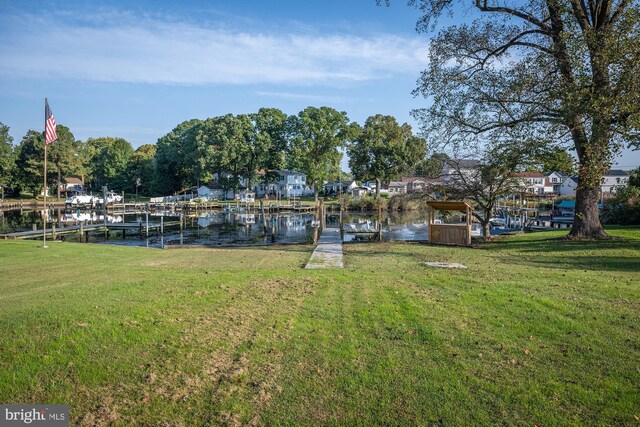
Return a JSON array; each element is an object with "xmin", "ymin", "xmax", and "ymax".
[{"xmin": 0, "ymin": 221, "xmax": 181, "ymax": 240}]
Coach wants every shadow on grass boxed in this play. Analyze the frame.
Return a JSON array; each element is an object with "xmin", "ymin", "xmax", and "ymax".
[{"xmin": 497, "ymin": 254, "xmax": 640, "ymax": 273}]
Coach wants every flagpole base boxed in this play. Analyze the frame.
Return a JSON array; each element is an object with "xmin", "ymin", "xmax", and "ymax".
[{"xmin": 41, "ymin": 245, "xmax": 49, "ymax": 249}]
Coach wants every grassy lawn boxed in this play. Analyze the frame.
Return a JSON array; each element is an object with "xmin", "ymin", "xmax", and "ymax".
[{"xmin": 1, "ymin": 228, "xmax": 638, "ymax": 425}]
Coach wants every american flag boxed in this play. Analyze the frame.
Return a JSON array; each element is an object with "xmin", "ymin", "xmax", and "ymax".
[{"xmin": 45, "ymin": 98, "xmax": 57, "ymax": 144}]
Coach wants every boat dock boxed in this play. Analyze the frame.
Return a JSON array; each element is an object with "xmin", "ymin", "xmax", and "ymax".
[{"xmin": 0, "ymin": 220, "xmax": 181, "ymax": 240}]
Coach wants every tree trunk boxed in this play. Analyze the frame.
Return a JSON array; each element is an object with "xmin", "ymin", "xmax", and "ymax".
[
  {"xmin": 483, "ymin": 207, "xmax": 491, "ymax": 239},
  {"xmin": 568, "ymin": 185, "xmax": 607, "ymax": 239},
  {"xmin": 375, "ymin": 178, "xmax": 381, "ymax": 199}
]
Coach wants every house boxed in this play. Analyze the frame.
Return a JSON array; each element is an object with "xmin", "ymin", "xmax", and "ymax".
[
  {"xmin": 515, "ymin": 172, "xmax": 555, "ymax": 195},
  {"xmin": 401, "ymin": 176, "xmax": 442, "ymax": 192},
  {"xmin": 197, "ymin": 183, "xmax": 234, "ymax": 200},
  {"xmin": 252, "ymin": 169, "xmax": 310, "ymax": 197},
  {"xmin": 441, "ymin": 159, "xmax": 481, "ymax": 183},
  {"xmin": 545, "ymin": 171, "xmax": 569, "ymax": 193},
  {"xmin": 238, "ymin": 190, "xmax": 255, "ymax": 203},
  {"xmin": 559, "ymin": 176, "xmax": 579, "ymax": 196},
  {"xmin": 274, "ymin": 170, "xmax": 310, "ymax": 197},
  {"xmin": 388, "ymin": 181, "xmax": 408, "ymax": 195},
  {"xmin": 59, "ymin": 177, "xmax": 84, "ymax": 195},
  {"xmin": 323, "ymin": 180, "xmax": 357, "ymax": 196},
  {"xmin": 601, "ymin": 169, "xmax": 629, "ymax": 195},
  {"xmin": 351, "ymin": 186, "xmax": 371, "ymax": 199}
]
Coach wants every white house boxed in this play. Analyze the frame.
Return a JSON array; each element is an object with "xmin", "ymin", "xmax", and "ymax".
[
  {"xmin": 323, "ymin": 180, "xmax": 357, "ymax": 196},
  {"xmin": 351, "ymin": 186, "xmax": 371, "ymax": 199},
  {"xmin": 559, "ymin": 176, "xmax": 579, "ymax": 196},
  {"xmin": 253, "ymin": 169, "xmax": 311, "ymax": 197},
  {"xmin": 441, "ymin": 159, "xmax": 481, "ymax": 183},
  {"xmin": 545, "ymin": 171, "xmax": 569, "ymax": 193},
  {"xmin": 388, "ymin": 181, "xmax": 408, "ymax": 194},
  {"xmin": 515, "ymin": 172, "xmax": 555, "ymax": 195},
  {"xmin": 197, "ymin": 184, "xmax": 234, "ymax": 200},
  {"xmin": 601, "ymin": 169, "xmax": 629, "ymax": 195},
  {"xmin": 401, "ymin": 176, "xmax": 441, "ymax": 193}
]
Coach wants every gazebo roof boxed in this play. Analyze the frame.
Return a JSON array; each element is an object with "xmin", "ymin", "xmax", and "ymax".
[{"xmin": 426, "ymin": 201, "xmax": 473, "ymax": 212}]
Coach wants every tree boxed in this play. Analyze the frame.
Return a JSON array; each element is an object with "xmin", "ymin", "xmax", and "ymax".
[
  {"xmin": 47, "ymin": 125, "xmax": 84, "ymax": 199},
  {"xmin": 533, "ymin": 146, "xmax": 577, "ymax": 175},
  {"xmin": 86, "ymin": 137, "xmax": 134, "ymax": 191},
  {"xmin": 288, "ymin": 106, "xmax": 357, "ymax": 199},
  {"xmin": 15, "ymin": 130, "xmax": 45, "ymax": 196},
  {"xmin": 155, "ymin": 119, "xmax": 203, "ymax": 195},
  {"xmin": 404, "ymin": 0, "xmax": 640, "ymax": 238},
  {"xmin": 348, "ymin": 115, "xmax": 426, "ymax": 197},
  {"xmin": 126, "ymin": 144, "xmax": 157, "ymax": 196},
  {"xmin": 412, "ymin": 152, "xmax": 450, "ymax": 178},
  {"xmin": 441, "ymin": 147, "xmax": 523, "ymax": 238},
  {"xmin": 0, "ymin": 123, "xmax": 15, "ymax": 200}
]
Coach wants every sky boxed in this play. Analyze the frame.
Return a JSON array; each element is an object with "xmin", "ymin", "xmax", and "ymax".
[{"xmin": 0, "ymin": 0, "xmax": 638, "ymax": 171}]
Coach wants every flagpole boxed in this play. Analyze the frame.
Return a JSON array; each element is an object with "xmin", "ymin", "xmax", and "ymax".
[{"xmin": 43, "ymin": 98, "xmax": 48, "ymax": 248}]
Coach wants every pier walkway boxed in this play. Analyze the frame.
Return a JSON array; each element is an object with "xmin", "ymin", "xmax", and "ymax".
[{"xmin": 305, "ymin": 228, "xmax": 343, "ymax": 269}]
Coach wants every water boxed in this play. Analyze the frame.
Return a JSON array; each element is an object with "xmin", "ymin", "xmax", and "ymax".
[{"xmin": 0, "ymin": 208, "xmax": 432, "ymax": 247}]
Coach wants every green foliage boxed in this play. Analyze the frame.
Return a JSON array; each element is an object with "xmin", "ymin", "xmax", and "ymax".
[
  {"xmin": 288, "ymin": 106, "xmax": 356, "ymax": 195},
  {"xmin": 533, "ymin": 147, "xmax": 577, "ymax": 175},
  {"xmin": 85, "ymin": 137, "xmax": 134, "ymax": 191},
  {"xmin": 412, "ymin": 152, "xmax": 449, "ymax": 177},
  {"xmin": 0, "ymin": 122, "xmax": 15, "ymax": 195},
  {"xmin": 348, "ymin": 115, "xmax": 426, "ymax": 196},
  {"xmin": 154, "ymin": 119, "xmax": 203, "ymax": 194},
  {"xmin": 126, "ymin": 144, "xmax": 157, "ymax": 196},
  {"xmin": 15, "ymin": 130, "xmax": 45, "ymax": 195}
]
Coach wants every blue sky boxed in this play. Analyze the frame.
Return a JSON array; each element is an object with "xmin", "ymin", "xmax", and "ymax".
[{"xmin": 0, "ymin": 0, "xmax": 638, "ymax": 170}]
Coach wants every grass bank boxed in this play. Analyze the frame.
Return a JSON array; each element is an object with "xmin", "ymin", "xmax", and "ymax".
[{"xmin": 1, "ymin": 228, "xmax": 639, "ymax": 425}]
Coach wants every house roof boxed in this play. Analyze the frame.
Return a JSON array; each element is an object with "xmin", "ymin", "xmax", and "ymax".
[
  {"xmin": 604, "ymin": 169, "xmax": 629, "ymax": 176},
  {"xmin": 516, "ymin": 172, "xmax": 545, "ymax": 178},
  {"xmin": 64, "ymin": 177, "xmax": 83, "ymax": 184},
  {"xmin": 546, "ymin": 171, "xmax": 569, "ymax": 177},
  {"xmin": 388, "ymin": 181, "xmax": 408, "ymax": 187}
]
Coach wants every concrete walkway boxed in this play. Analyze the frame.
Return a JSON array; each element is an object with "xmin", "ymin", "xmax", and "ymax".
[{"xmin": 305, "ymin": 228, "xmax": 343, "ymax": 269}]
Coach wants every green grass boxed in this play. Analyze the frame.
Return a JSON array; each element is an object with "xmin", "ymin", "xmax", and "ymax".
[{"xmin": 1, "ymin": 227, "xmax": 639, "ymax": 425}]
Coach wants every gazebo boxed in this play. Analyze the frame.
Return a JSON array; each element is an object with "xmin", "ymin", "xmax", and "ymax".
[{"xmin": 426, "ymin": 201, "xmax": 473, "ymax": 246}]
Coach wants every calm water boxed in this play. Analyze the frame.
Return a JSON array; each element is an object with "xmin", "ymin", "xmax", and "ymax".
[{"xmin": 0, "ymin": 208, "xmax": 431, "ymax": 247}]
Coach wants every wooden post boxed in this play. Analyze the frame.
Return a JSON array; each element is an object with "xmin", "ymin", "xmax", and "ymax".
[
  {"xmin": 79, "ymin": 221, "xmax": 84, "ymax": 240},
  {"xmin": 145, "ymin": 208, "xmax": 149, "ymax": 237},
  {"xmin": 160, "ymin": 215, "xmax": 164, "ymax": 234}
]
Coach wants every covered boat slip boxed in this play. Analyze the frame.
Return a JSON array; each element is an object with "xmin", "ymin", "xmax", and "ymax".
[{"xmin": 426, "ymin": 201, "xmax": 473, "ymax": 247}]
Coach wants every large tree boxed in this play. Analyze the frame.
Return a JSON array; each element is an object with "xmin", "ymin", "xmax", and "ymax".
[
  {"xmin": 155, "ymin": 119, "xmax": 203, "ymax": 194},
  {"xmin": 85, "ymin": 137, "xmax": 134, "ymax": 191},
  {"xmin": 287, "ymin": 106, "xmax": 357, "ymax": 199},
  {"xmin": 126, "ymin": 144, "xmax": 157, "ymax": 196},
  {"xmin": 348, "ymin": 114, "xmax": 427, "ymax": 197},
  {"xmin": 15, "ymin": 130, "xmax": 45, "ymax": 196},
  {"xmin": 403, "ymin": 0, "xmax": 640, "ymax": 238}
]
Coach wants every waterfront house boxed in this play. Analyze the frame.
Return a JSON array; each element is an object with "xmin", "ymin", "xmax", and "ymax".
[
  {"xmin": 59, "ymin": 177, "xmax": 85, "ymax": 196},
  {"xmin": 197, "ymin": 183, "xmax": 234, "ymax": 201},
  {"xmin": 351, "ymin": 186, "xmax": 371, "ymax": 199},
  {"xmin": 545, "ymin": 171, "xmax": 569, "ymax": 193},
  {"xmin": 388, "ymin": 181, "xmax": 408, "ymax": 195},
  {"xmin": 323, "ymin": 180, "xmax": 357, "ymax": 196},
  {"xmin": 401, "ymin": 176, "xmax": 441, "ymax": 193},
  {"xmin": 515, "ymin": 172, "xmax": 555, "ymax": 195},
  {"xmin": 601, "ymin": 169, "xmax": 629, "ymax": 195},
  {"xmin": 559, "ymin": 176, "xmax": 579, "ymax": 196}
]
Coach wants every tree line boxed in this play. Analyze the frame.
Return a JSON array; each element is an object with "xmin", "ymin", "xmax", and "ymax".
[{"xmin": 0, "ymin": 107, "xmax": 429, "ymax": 199}]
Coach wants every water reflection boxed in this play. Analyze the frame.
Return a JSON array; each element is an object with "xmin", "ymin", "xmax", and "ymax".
[{"xmin": 1, "ymin": 208, "xmax": 431, "ymax": 247}]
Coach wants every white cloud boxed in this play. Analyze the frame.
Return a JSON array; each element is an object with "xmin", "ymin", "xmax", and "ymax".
[{"xmin": 0, "ymin": 11, "xmax": 427, "ymax": 86}]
